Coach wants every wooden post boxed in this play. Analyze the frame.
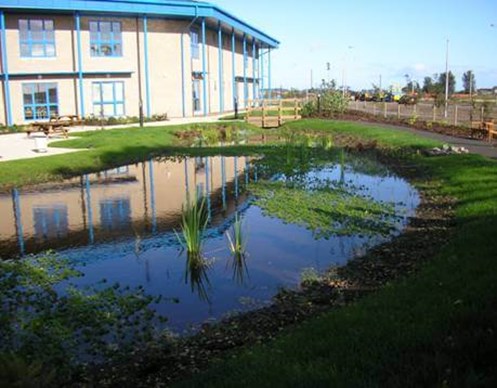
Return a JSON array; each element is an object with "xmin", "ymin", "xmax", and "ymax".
[
  {"xmin": 454, "ymin": 105, "xmax": 458, "ymax": 126},
  {"xmin": 432, "ymin": 105, "xmax": 436, "ymax": 121},
  {"xmin": 481, "ymin": 106, "xmax": 484, "ymax": 122},
  {"xmin": 294, "ymin": 99, "xmax": 298, "ymax": 120},
  {"xmin": 397, "ymin": 104, "xmax": 400, "ymax": 119},
  {"xmin": 262, "ymin": 99, "xmax": 266, "ymax": 128},
  {"xmin": 383, "ymin": 102, "xmax": 387, "ymax": 118},
  {"xmin": 413, "ymin": 104, "xmax": 417, "ymax": 116},
  {"xmin": 278, "ymin": 99, "xmax": 283, "ymax": 126},
  {"xmin": 373, "ymin": 103, "xmax": 376, "ymax": 116}
]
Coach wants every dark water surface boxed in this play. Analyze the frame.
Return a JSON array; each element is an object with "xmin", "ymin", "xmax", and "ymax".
[{"xmin": 0, "ymin": 154, "xmax": 419, "ymax": 333}]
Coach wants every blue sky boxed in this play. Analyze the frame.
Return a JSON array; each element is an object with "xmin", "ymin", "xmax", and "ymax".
[{"xmin": 213, "ymin": 0, "xmax": 497, "ymax": 91}]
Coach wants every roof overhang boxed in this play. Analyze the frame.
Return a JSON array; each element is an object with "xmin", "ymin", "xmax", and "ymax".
[{"xmin": 0, "ymin": 0, "xmax": 279, "ymax": 48}]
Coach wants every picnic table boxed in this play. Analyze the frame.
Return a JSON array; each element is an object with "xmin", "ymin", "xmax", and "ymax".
[{"xmin": 26, "ymin": 115, "xmax": 82, "ymax": 138}]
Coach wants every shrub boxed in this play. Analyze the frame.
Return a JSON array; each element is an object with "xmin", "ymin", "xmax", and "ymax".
[{"xmin": 301, "ymin": 91, "xmax": 349, "ymax": 118}]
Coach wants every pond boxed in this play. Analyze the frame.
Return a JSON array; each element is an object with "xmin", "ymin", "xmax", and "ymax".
[{"xmin": 0, "ymin": 149, "xmax": 419, "ymax": 334}]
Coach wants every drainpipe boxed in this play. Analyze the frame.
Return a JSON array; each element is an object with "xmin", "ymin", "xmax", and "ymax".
[{"xmin": 181, "ymin": 5, "xmax": 199, "ymax": 117}]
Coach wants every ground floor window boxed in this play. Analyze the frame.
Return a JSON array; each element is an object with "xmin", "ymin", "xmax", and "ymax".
[
  {"xmin": 192, "ymin": 79, "xmax": 201, "ymax": 113},
  {"xmin": 92, "ymin": 81, "xmax": 125, "ymax": 117},
  {"xmin": 22, "ymin": 83, "xmax": 58, "ymax": 120}
]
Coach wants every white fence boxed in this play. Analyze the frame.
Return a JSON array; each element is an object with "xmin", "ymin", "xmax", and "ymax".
[{"xmin": 348, "ymin": 100, "xmax": 497, "ymax": 127}]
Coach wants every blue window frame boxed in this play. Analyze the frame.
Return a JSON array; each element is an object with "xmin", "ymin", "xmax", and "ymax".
[
  {"xmin": 33, "ymin": 205, "xmax": 68, "ymax": 240},
  {"xmin": 22, "ymin": 83, "xmax": 59, "ymax": 120},
  {"xmin": 190, "ymin": 28, "xmax": 199, "ymax": 59},
  {"xmin": 99, "ymin": 198, "xmax": 131, "ymax": 231},
  {"xmin": 89, "ymin": 21, "xmax": 122, "ymax": 57},
  {"xmin": 19, "ymin": 19, "xmax": 55, "ymax": 57},
  {"xmin": 92, "ymin": 81, "xmax": 125, "ymax": 117}
]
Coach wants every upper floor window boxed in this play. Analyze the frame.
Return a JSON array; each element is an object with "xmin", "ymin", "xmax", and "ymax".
[
  {"xmin": 190, "ymin": 28, "xmax": 199, "ymax": 59},
  {"xmin": 22, "ymin": 83, "xmax": 58, "ymax": 120},
  {"xmin": 90, "ymin": 21, "xmax": 122, "ymax": 57},
  {"xmin": 19, "ymin": 19, "xmax": 55, "ymax": 57}
]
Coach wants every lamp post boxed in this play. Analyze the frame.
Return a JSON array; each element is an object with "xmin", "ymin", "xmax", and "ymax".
[
  {"xmin": 342, "ymin": 46, "xmax": 353, "ymax": 97},
  {"xmin": 444, "ymin": 39, "xmax": 449, "ymax": 118}
]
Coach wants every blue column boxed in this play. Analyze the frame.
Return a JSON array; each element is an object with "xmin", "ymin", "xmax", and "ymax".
[
  {"xmin": 12, "ymin": 188, "xmax": 25, "ymax": 256},
  {"xmin": 231, "ymin": 29, "xmax": 236, "ymax": 110},
  {"xmin": 201, "ymin": 18, "xmax": 207, "ymax": 116},
  {"xmin": 84, "ymin": 175, "xmax": 94, "ymax": 244},
  {"xmin": 143, "ymin": 16, "xmax": 151, "ymax": 118},
  {"xmin": 0, "ymin": 11, "xmax": 13, "ymax": 126},
  {"xmin": 252, "ymin": 39, "xmax": 256, "ymax": 102},
  {"xmin": 243, "ymin": 34, "xmax": 247, "ymax": 106},
  {"xmin": 260, "ymin": 48, "xmax": 265, "ymax": 99},
  {"xmin": 148, "ymin": 160, "xmax": 156, "ymax": 233},
  {"xmin": 268, "ymin": 48, "xmax": 272, "ymax": 100},
  {"xmin": 217, "ymin": 22, "xmax": 224, "ymax": 113},
  {"xmin": 180, "ymin": 33, "xmax": 186, "ymax": 117},
  {"xmin": 75, "ymin": 12, "xmax": 85, "ymax": 118}
]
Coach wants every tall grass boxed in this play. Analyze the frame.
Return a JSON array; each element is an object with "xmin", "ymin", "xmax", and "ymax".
[
  {"xmin": 175, "ymin": 197, "xmax": 212, "ymax": 300},
  {"xmin": 175, "ymin": 197, "xmax": 208, "ymax": 257},
  {"xmin": 226, "ymin": 213, "xmax": 249, "ymax": 284}
]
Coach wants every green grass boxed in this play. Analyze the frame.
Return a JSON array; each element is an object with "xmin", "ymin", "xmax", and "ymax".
[{"xmin": 173, "ymin": 120, "xmax": 497, "ymax": 387}]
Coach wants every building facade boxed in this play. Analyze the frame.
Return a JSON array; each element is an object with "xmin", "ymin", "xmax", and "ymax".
[{"xmin": 0, "ymin": 0, "xmax": 279, "ymax": 126}]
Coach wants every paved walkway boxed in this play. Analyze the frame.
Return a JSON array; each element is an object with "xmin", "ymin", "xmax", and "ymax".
[
  {"xmin": 0, "ymin": 114, "xmax": 230, "ymax": 162},
  {"xmin": 361, "ymin": 122, "xmax": 497, "ymax": 159}
]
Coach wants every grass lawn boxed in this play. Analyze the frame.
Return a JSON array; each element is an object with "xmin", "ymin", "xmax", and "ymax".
[
  {"xmin": 0, "ymin": 122, "xmax": 255, "ymax": 191},
  {"xmin": 172, "ymin": 120, "xmax": 497, "ymax": 387}
]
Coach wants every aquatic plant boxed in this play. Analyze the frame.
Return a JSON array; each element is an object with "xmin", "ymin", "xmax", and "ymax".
[
  {"xmin": 226, "ymin": 213, "xmax": 249, "ymax": 284},
  {"xmin": 185, "ymin": 253, "xmax": 212, "ymax": 302},
  {"xmin": 175, "ymin": 197, "xmax": 208, "ymax": 257},
  {"xmin": 0, "ymin": 253, "xmax": 167, "ymax": 384}
]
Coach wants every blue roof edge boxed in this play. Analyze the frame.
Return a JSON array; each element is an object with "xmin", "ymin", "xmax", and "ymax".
[{"xmin": 0, "ymin": 0, "xmax": 279, "ymax": 48}]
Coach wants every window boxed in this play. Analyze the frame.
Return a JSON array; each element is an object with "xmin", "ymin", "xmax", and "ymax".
[
  {"xmin": 192, "ymin": 79, "xmax": 201, "ymax": 113},
  {"xmin": 19, "ymin": 19, "xmax": 55, "ymax": 57},
  {"xmin": 22, "ymin": 83, "xmax": 58, "ymax": 120},
  {"xmin": 92, "ymin": 81, "xmax": 125, "ymax": 117},
  {"xmin": 90, "ymin": 21, "xmax": 122, "ymax": 57},
  {"xmin": 99, "ymin": 198, "xmax": 131, "ymax": 231},
  {"xmin": 33, "ymin": 205, "xmax": 68, "ymax": 240},
  {"xmin": 190, "ymin": 28, "xmax": 199, "ymax": 59}
]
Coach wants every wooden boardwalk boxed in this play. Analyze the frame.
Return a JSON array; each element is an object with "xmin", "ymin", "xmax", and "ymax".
[{"xmin": 245, "ymin": 99, "xmax": 302, "ymax": 128}]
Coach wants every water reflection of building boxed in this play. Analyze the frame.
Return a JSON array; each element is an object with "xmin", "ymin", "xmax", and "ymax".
[{"xmin": 0, "ymin": 156, "xmax": 254, "ymax": 258}]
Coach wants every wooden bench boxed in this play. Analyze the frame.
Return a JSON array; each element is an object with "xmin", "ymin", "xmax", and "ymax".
[
  {"xmin": 471, "ymin": 120, "xmax": 496, "ymax": 141},
  {"xmin": 483, "ymin": 121, "xmax": 497, "ymax": 142},
  {"xmin": 25, "ymin": 115, "xmax": 82, "ymax": 139}
]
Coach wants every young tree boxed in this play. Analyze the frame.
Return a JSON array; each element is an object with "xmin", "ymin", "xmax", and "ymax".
[
  {"xmin": 422, "ymin": 76, "xmax": 434, "ymax": 93},
  {"xmin": 438, "ymin": 71, "xmax": 456, "ymax": 96},
  {"xmin": 462, "ymin": 70, "xmax": 476, "ymax": 94}
]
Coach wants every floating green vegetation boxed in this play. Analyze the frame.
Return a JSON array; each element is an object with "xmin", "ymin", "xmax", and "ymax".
[
  {"xmin": 250, "ymin": 181, "xmax": 397, "ymax": 239},
  {"xmin": 0, "ymin": 253, "xmax": 167, "ymax": 385}
]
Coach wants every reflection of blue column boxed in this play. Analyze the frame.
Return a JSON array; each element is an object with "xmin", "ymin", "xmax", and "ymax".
[
  {"xmin": 85, "ymin": 175, "xmax": 94, "ymax": 244},
  {"xmin": 234, "ymin": 156, "xmax": 239, "ymax": 198},
  {"xmin": 148, "ymin": 160, "xmax": 157, "ymax": 233},
  {"xmin": 184, "ymin": 158, "xmax": 190, "ymax": 201},
  {"xmin": 245, "ymin": 157, "xmax": 249, "ymax": 185},
  {"xmin": 221, "ymin": 156, "xmax": 226, "ymax": 209},
  {"xmin": 12, "ymin": 189, "xmax": 25, "ymax": 256},
  {"xmin": 254, "ymin": 165, "xmax": 258, "ymax": 183},
  {"xmin": 205, "ymin": 157, "xmax": 211, "ymax": 220}
]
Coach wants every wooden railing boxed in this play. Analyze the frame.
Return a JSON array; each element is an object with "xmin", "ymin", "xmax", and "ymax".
[{"xmin": 245, "ymin": 99, "xmax": 302, "ymax": 128}]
